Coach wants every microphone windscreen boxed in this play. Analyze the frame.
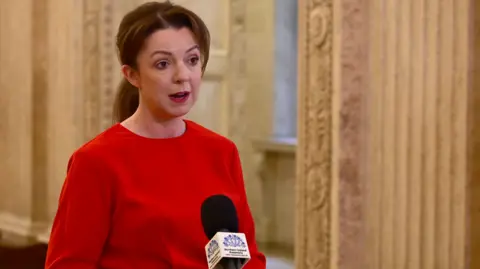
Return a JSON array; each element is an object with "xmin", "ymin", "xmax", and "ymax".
[{"xmin": 201, "ymin": 194, "xmax": 239, "ymax": 239}]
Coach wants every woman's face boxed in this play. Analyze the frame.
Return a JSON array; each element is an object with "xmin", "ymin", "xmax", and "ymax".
[{"xmin": 123, "ymin": 27, "xmax": 202, "ymax": 120}]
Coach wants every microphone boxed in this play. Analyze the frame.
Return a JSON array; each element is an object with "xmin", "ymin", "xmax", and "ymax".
[{"xmin": 201, "ymin": 194, "xmax": 251, "ymax": 269}]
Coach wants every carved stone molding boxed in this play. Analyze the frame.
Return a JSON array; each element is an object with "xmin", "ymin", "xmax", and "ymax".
[
  {"xmin": 82, "ymin": 0, "xmax": 102, "ymax": 141},
  {"xmin": 99, "ymin": 0, "xmax": 116, "ymax": 130},
  {"xmin": 295, "ymin": 0, "xmax": 333, "ymax": 268},
  {"xmin": 82, "ymin": 0, "xmax": 116, "ymax": 140}
]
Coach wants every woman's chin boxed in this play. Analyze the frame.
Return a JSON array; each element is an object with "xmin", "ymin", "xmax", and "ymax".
[
  {"xmin": 166, "ymin": 107, "xmax": 192, "ymax": 119},
  {"xmin": 150, "ymin": 101, "xmax": 195, "ymax": 120}
]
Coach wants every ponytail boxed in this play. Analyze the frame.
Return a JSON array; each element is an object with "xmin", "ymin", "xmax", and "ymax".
[{"xmin": 112, "ymin": 78, "xmax": 139, "ymax": 123}]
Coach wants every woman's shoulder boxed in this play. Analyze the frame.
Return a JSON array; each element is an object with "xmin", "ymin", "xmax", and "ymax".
[
  {"xmin": 185, "ymin": 120, "xmax": 237, "ymax": 150},
  {"xmin": 63, "ymin": 125, "xmax": 126, "ymax": 188},
  {"xmin": 69, "ymin": 123, "xmax": 127, "ymax": 162}
]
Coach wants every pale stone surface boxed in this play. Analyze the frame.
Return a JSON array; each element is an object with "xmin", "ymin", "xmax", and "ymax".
[
  {"xmin": 254, "ymin": 150, "xmax": 295, "ymax": 248},
  {"xmin": 0, "ymin": 0, "xmax": 35, "ymax": 232},
  {"xmin": 46, "ymin": 0, "xmax": 85, "ymax": 228},
  {"xmin": 266, "ymin": 257, "xmax": 294, "ymax": 269},
  {"xmin": 337, "ymin": 0, "xmax": 368, "ymax": 268}
]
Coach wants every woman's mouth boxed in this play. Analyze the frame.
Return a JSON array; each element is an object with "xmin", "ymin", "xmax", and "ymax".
[{"xmin": 169, "ymin": 91, "xmax": 190, "ymax": 103}]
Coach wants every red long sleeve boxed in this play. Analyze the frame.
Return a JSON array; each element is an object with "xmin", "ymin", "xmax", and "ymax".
[
  {"xmin": 45, "ymin": 120, "xmax": 266, "ymax": 269},
  {"xmin": 46, "ymin": 149, "xmax": 114, "ymax": 269}
]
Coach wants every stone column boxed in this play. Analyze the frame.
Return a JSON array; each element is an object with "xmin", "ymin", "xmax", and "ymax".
[
  {"xmin": 296, "ymin": 0, "xmax": 472, "ymax": 269},
  {"xmin": 32, "ymin": 0, "xmax": 50, "ymax": 233},
  {"xmin": 38, "ymin": 0, "xmax": 139, "ymax": 241},
  {"xmin": 45, "ymin": 0, "xmax": 85, "ymax": 224},
  {"xmin": 41, "ymin": 0, "xmax": 119, "ymax": 238},
  {"xmin": 366, "ymin": 0, "xmax": 469, "ymax": 268},
  {"xmin": 0, "ymin": 0, "xmax": 35, "ymax": 236}
]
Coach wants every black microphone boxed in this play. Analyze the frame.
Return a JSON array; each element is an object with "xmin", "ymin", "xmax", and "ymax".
[{"xmin": 201, "ymin": 194, "xmax": 251, "ymax": 269}]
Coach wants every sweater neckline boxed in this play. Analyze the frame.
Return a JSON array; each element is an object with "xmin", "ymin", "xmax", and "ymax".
[{"xmin": 114, "ymin": 119, "xmax": 193, "ymax": 142}]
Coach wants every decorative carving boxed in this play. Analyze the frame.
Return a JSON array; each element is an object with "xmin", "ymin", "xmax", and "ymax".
[
  {"xmin": 99, "ymin": 0, "xmax": 116, "ymax": 130},
  {"xmin": 82, "ymin": 0, "xmax": 116, "ymax": 139},
  {"xmin": 310, "ymin": 7, "xmax": 329, "ymax": 48},
  {"xmin": 81, "ymin": 0, "xmax": 115, "ymax": 140},
  {"xmin": 296, "ymin": 0, "xmax": 333, "ymax": 268},
  {"xmin": 83, "ymin": 0, "xmax": 102, "ymax": 140}
]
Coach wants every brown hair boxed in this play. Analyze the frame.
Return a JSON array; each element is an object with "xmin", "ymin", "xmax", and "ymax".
[{"xmin": 112, "ymin": 1, "xmax": 210, "ymax": 123}]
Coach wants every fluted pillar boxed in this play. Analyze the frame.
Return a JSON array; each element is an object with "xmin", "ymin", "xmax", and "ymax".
[
  {"xmin": 0, "ymin": 0, "xmax": 35, "ymax": 231},
  {"xmin": 45, "ymin": 0, "xmax": 85, "ymax": 225},
  {"xmin": 367, "ymin": 0, "xmax": 469, "ymax": 268},
  {"xmin": 0, "ymin": 0, "xmax": 119, "ymax": 241},
  {"xmin": 296, "ymin": 0, "xmax": 472, "ymax": 268}
]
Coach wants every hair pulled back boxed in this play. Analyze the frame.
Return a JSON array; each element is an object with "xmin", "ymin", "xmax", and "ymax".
[{"xmin": 112, "ymin": 1, "xmax": 210, "ymax": 123}]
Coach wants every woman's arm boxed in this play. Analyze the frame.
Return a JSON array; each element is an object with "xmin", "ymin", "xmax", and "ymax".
[
  {"xmin": 229, "ymin": 143, "xmax": 267, "ymax": 269},
  {"xmin": 45, "ymin": 149, "xmax": 114, "ymax": 269}
]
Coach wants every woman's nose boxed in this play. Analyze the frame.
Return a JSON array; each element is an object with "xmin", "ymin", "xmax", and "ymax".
[{"xmin": 173, "ymin": 63, "xmax": 190, "ymax": 83}]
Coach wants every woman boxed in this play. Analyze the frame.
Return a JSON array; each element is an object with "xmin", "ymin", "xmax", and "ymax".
[{"xmin": 45, "ymin": 1, "xmax": 266, "ymax": 268}]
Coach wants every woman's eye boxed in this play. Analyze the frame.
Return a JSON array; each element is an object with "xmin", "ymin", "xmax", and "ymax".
[
  {"xmin": 189, "ymin": 56, "xmax": 200, "ymax": 65},
  {"xmin": 156, "ymin": 60, "xmax": 169, "ymax": 69}
]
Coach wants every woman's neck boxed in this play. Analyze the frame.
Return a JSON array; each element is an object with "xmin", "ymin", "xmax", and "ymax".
[{"xmin": 121, "ymin": 108, "xmax": 186, "ymax": 139}]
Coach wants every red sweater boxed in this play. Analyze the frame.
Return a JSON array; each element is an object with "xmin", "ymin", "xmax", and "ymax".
[{"xmin": 45, "ymin": 120, "xmax": 266, "ymax": 269}]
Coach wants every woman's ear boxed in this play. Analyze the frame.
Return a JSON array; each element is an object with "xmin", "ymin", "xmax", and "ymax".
[{"xmin": 121, "ymin": 65, "xmax": 140, "ymax": 88}]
